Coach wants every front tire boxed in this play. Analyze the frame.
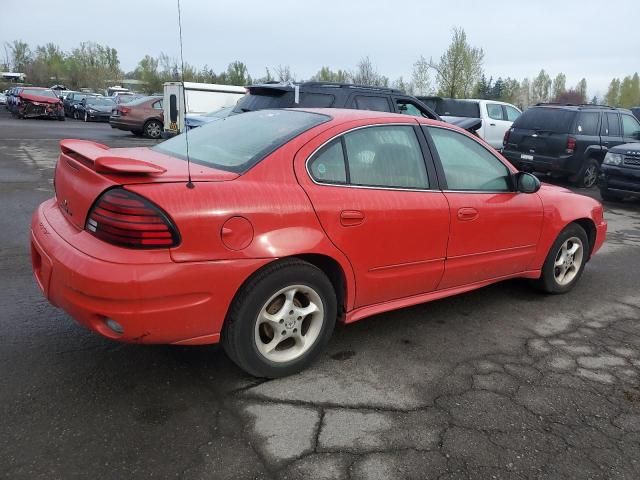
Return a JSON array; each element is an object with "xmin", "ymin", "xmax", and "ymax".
[
  {"xmin": 84, "ymin": 111, "xmax": 89, "ymax": 122},
  {"xmin": 533, "ymin": 224, "xmax": 589, "ymax": 294},
  {"xmin": 222, "ymin": 259, "xmax": 337, "ymax": 378}
]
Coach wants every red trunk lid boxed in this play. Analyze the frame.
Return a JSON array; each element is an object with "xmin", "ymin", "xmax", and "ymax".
[{"xmin": 54, "ymin": 139, "xmax": 237, "ymax": 230}]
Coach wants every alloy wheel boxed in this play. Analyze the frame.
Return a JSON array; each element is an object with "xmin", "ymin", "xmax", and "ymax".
[
  {"xmin": 583, "ymin": 165, "xmax": 598, "ymax": 188},
  {"xmin": 254, "ymin": 285, "xmax": 324, "ymax": 363},
  {"xmin": 553, "ymin": 236, "xmax": 584, "ymax": 286}
]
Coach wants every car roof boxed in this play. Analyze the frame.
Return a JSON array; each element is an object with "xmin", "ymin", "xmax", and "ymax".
[
  {"xmin": 287, "ymin": 107, "xmax": 448, "ymax": 128},
  {"xmin": 533, "ymin": 103, "xmax": 632, "ymax": 113},
  {"xmin": 247, "ymin": 82, "xmax": 406, "ymax": 95}
]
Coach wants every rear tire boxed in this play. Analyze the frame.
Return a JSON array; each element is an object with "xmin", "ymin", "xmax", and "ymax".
[
  {"xmin": 532, "ymin": 224, "xmax": 589, "ymax": 294},
  {"xmin": 222, "ymin": 259, "xmax": 337, "ymax": 378},
  {"xmin": 143, "ymin": 120, "xmax": 162, "ymax": 139},
  {"xmin": 574, "ymin": 158, "xmax": 599, "ymax": 188}
]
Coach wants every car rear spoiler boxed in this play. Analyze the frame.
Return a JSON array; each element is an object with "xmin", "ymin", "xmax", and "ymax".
[{"xmin": 60, "ymin": 139, "xmax": 167, "ymax": 175}]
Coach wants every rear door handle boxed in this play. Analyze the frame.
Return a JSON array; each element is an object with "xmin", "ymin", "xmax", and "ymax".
[
  {"xmin": 490, "ymin": 123, "xmax": 496, "ymax": 126},
  {"xmin": 340, "ymin": 210, "xmax": 365, "ymax": 226},
  {"xmin": 457, "ymin": 207, "xmax": 479, "ymax": 221}
]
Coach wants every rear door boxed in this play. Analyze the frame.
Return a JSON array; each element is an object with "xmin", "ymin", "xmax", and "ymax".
[
  {"xmin": 600, "ymin": 112, "xmax": 624, "ymax": 151},
  {"xmin": 295, "ymin": 120, "xmax": 450, "ymax": 308},
  {"xmin": 423, "ymin": 125, "xmax": 543, "ymax": 289}
]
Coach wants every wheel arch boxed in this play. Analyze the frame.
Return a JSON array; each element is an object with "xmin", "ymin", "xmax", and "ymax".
[{"xmin": 572, "ymin": 217, "xmax": 597, "ymax": 259}]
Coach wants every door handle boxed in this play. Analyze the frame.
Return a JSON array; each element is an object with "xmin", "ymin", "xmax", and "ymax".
[
  {"xmin": 490, "ymin": 123, "xmax": 496, "ymax": 126},
  {"xmin": 340, "ymin": 210, "xmax": 365, "ymax": 226},
  {"xmin": 457, "ymin": 207, "xmax": 479, "ymax": 221}
]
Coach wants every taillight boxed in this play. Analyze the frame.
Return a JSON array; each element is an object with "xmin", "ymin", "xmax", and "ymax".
[
  {"xmin": 566, "ymin": 136, "xmax": 576, "ymax": 154},
  {"xmin": 86, "ymin": 188, "xmax": 179, "ymax": 249},
  {"xmin": 503, "ymin": 129, "xmax": 511, "ymax": 147},
  {"xmin": 119, "ymin": 107, "xmax": 130, "ymax": 115}
]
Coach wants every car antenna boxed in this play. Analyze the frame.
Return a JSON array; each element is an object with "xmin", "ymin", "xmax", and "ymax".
[{"xmin": 177, "ymin": 0, "xmax": 194, "ymax": 189}]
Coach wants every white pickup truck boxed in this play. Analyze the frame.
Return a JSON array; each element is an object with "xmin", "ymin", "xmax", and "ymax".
[{"xmin": 418, "ymin": 97, "xmax": 522, "ymax": 150}]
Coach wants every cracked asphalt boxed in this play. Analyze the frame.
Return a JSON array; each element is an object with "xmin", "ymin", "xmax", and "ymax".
[{"xmin": 1, "ymin": 110, "xmax": 640, "ymax": 479}]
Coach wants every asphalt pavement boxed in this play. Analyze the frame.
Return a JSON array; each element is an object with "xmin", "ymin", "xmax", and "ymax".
[{"xmin": 1, "ymin": 109, "xmax": 640, "ymax": 479}]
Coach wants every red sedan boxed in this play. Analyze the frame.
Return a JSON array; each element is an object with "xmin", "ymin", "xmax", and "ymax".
[{"xmin": 31, "ymin": 109, "xmax": 606, "ymax": 377}]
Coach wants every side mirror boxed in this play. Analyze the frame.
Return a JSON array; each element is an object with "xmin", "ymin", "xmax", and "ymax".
[{"xmin": 516, "ymin": 172, "xmax": 541, "ymax": 193}]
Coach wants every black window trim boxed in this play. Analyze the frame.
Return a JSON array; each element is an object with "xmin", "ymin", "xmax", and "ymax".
[
  {"xmin": 305, "ymin": 122, "xmax": 439, "ymax": 192},
  {"xmin": 420, "ymin": 124, "xmax": 517, "ymax": 194}
]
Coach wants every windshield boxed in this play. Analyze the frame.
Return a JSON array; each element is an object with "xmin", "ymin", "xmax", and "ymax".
[
  {"xmin": 22, "ymin": 89, "xmax": 58, "ymax": 98},
  {"xmin": 430, "ymin": 99, "xmax": 480, "ymax": 118},
  {"xmin": 153, "ymin": 110, "xmax": 330, "ymax": 173},
  {"xmin": 87, "ymin": 97, "xmax": 115, "ymax": 106},
  {"xmin": 513, "ymin": 107, "xmax": 577, "ymax": 132}
]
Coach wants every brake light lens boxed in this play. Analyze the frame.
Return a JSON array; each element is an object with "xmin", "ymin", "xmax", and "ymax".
[
  {"xmin": 119, "ymin": 107, "xmax": 130, "ymax": 115},
  {"xmin": 503, "ymin": 128, "xmax": 511, "ymax": 147},
  {"xmin": 86, "ymin": 188, "xmax": 179, "ymax": 249},
  {"xmin": 566, "ymin": 136, "xmax": 576, "ymax": 154}
]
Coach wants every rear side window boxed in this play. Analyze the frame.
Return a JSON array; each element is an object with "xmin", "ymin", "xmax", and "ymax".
[
  {"xmin": 513, "ymin": 107, "xmax": 576, "ymax": 133},
  {"xmin": 574, "ymin": 112, "xmax": 600, "ymax": 135},
  {"xmin": 432, "ymin": 99, "xmax": 480, "ymax": 118},
  {"xmin": 302, "ymin": 93, "xmax": 334, "ymax": 108},
  {"xmin": 605, "ymin": 113, "xmax": 621, "ymax": 136},
  {"xmin": 353, "ymin": 95, "xmax": 391, "ymax": 112},
  {"xmin": 486, "ymin": 104, "xmax": 504, "ymax": 120},
  {"xmin": 308, "ymin": 140, "xmax": 346, "ymax": 184},
  {"xmin": 344, "ymin": 126, "xmax": 429, "ymax": 188},
  {"xmin": 233, "ymin": 90, "xmax": 290, "ymax": 113}
]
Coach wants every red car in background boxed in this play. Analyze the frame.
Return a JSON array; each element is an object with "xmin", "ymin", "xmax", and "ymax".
[
  {"xmin": 14, "ymin": 87, "xmax": 64, "ymax": 120},
  {"xmin": 109, "ymin": 95, "xmax": 163, "ymax": 138},
  {"xmin": 31, "ymin": 109, "xmax": 606, "ymax": 378}
]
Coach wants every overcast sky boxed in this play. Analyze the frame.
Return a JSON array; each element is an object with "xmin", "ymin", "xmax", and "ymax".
[{"xmin": 3, "ymin": 0, "xmax": 639, "ymax": 98}]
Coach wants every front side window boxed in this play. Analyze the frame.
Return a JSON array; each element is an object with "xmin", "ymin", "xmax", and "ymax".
[
  {"xmin": 574, "ymin": 112, "xmax": 600, "ymax": 135},
  {"xmin": 427, "ymin": 127, "xmax": 511, "ymax": 192},
  {"xmin": 397, "ymin": 100, "xmax": 424, "ymax": 117},
  {"xmin": 344, "ymin": 126, "xmax": 428, "ymax": 189},
  {"xmin": 486, "ymin": 104, "xmax": 504, "ymax": 120},
  {"xmin": 622, "ymin": 115, "xmax": 640, "ymax": 138},
  {"xmin": 505, "ymin": 106, "xmax": 521, "ymax": 122}
]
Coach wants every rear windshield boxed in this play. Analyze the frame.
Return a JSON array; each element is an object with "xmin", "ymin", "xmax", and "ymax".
[
  {"xmin": 513, "ymin": 107, "xmax": 577, "ymax": 133},
  {"xmin": 233, "ymin": 89, "xmax": 290, "ymax": 113},
  {"xmin": 153, "ymin": 109, "xmax": 330, "ymax": 173},
  {"xmin": 127, "ymin": 96, "xmax": 158, "ymax": 106},
  {"xmin": 429, "ymin": 99, "xmax": 480, "ymax": 118}
]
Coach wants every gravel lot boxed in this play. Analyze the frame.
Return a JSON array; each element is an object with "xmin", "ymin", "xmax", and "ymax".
[{"xmin": 1, "ymin": 110, "xmax": 640, "ymax": 479}]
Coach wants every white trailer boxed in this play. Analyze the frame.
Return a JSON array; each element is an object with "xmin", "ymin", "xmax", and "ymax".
[{"xmin": 163, "ymin": 82, "xmax": 246, "ymax": 136}]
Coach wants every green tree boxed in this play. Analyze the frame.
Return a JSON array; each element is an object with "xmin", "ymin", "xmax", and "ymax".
[
  {"xmin": 135, "ymin": 55, "xmax": 161, "ymax": 94},
  {"xmin": 531, "ymin": 69, "xmax": 551, "ymax": 104},
  {"xmin": 311, "ymin": 66, "xmax": 350, "ymax": 83},
  {"xmin": 576, "ymin": 78, "xmax": 587, "ymax": 103},
  {"xmin": 226, "ymin": 61, "xmax": 250, "ymax": 85},
  {"xmin": 6, "ymin": 40, "xmax": 32, "ymax": 72},
  {"xmin": 618, "ymin": 73, "xmax": 640, "ymax": 108},
  {"xmin": 411, "ymin": 56, "xmax": 432, "ymax": 96},
  {"xmin": 551, "ymin": 73, "xmax": 566, "ymax": 101},
  {"xmin": 605, "ymin": 78, "xmax": 621, "ymax": 106},
  {"xmin": 351, "ymin": 57, "xmax": 388, "ymax": 86},
  {"xmin": 499, "ymin": 77, "xmax": 520, "ymax": 104},
  {"xmin": 517, "ymin": 78, "xmax": 532, "ymax": 109},
  {"xmin": 429, "ymin": 27, "xmax": 484, "ymax": 98}
]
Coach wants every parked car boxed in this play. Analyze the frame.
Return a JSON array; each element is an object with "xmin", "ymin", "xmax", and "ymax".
[
  {"xmin": 185, "ymin": 106, "xmax": 233, "ymax": 130},
  {"xmin": 63, "ymin": 92, "xmax": 97, "ymax": 119},
  {"xmin": 631, "ymin": 107, "xmax": 640, "ymax": 122},
  {"xmin": 0, "ymin": 92, "xmax": 6, "ymax": 105},
  {"xmin": 76, "ymin": 96, "xmax": 116, "ymax": 122},
  {"xmin": 13, "ymin": 87, "xmax": 64, "ymax": 120},
  {"xmin": 599, "ymin": 142, "xmax": 640, "ymax": 201},
  {"xmin": 31, "ymin": 108, "xmax": 606, "ymax": 378},
  {"xmin": 109, "ymin": 95, "xmax": 164, "ymax": 138},
  {"xmin": 418, "ymin": 97, "xmax": 521, "ymax": 149},
  {"xmin": 503, "ymin": 104, "xmax": 640, "ymax": 187},
  {"xmin": 6, "ymin": 86, "xmax": 24, "ymax": 112}
]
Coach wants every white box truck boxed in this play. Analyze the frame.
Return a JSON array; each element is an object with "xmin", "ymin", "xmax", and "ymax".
[{"xmin": 163, "ymin": 82, "xmax": 246, "ymax": 137}]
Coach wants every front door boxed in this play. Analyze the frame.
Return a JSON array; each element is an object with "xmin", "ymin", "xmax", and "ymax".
[
  {"xmin": 484, "ymin": 103, "xmax": 512, "ymax": 149},
  {"xmin": 423, "ymin": 125, "xmax": 544, "ymax": 289},
  {"xmin": 296, "ymin": 122, "xmax": 450, "ymax": 308},
  {"xmin": 600, "ymin": 112, "xmax": 625, "ymax": 151}
]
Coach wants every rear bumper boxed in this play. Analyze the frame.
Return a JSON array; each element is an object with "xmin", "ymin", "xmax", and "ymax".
[
  {"xmin": 109, "ymin": 117, "xmax": 140, "ymax": 131},
  {"xmin": 503, "ymin": 150, "xmax": 578, "ymax": 176},
  {"xmin": 599, "ymin": 165, "xmax": 640, "ymax": 195},
  {"xmin": 31, "ymin": 199, "xmax": 269, "ymax": 345}
]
